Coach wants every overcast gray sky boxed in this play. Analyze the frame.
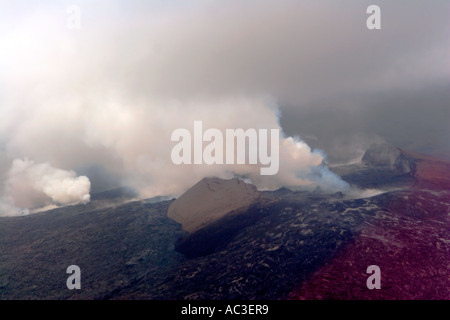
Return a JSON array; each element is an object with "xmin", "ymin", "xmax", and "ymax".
[{"xmin": 0, "ymin": 0, "xmax": 449, "ymax": 212}]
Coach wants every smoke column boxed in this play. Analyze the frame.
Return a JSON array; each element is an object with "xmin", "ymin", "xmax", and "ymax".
[
  {"xmin": 0, "ymin": 1, "xmax": 353, "ymax": 216},
  {"xmin": 1, "ymin": 159, "xmax": 90, "ymax": 215}
]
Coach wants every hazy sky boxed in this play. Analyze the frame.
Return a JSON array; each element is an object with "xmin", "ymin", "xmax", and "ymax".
[{"xmin": 0, "ymin": 0, "xmax": 449, "ymax": 213}]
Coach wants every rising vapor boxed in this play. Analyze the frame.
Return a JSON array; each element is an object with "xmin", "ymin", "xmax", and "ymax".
[
  {"xmin": 0, "ymin": 1, "xmax": 387, "ymax": 215},
  {"xmin": 0, "ymin": 94, "xmax": 348, "ymax": 216},
  {"xmin": 1, "ymin": 159, "xmax": 90, "ymax": 215}
]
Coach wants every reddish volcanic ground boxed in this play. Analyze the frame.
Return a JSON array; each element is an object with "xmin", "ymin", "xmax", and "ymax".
[
  {"xmin": 1, "ymin": 144, "xmax": 447, "ymax": 300},
  {"xmin": 288, "ymin": 155, "xmax": 450, "ymax": 300}
]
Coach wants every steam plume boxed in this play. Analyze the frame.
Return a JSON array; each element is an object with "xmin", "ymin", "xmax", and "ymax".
[{"xmin": 1, "ymin": 159, "xmax": 90, "ymax": 215}]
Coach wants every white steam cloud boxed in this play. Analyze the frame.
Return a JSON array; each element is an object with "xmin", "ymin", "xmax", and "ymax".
[
  {"xmin": 0, "ymin": 94, "xmax": 347, "ymax": 217},
  {"xmin": 1, "ymin": 159, "xmax": 90, "ymax": 215},
  {"xmin": 0, "ymin": 1, "xmax": 358, "ymax": 216}
]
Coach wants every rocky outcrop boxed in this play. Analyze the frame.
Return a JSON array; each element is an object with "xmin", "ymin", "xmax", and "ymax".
[
  {"xmin": 167, "ymin": 177, "xmax": 261, "ymax": 233},
  {"xmin": 1, "ymin": 146, "xmax": 448, "ymax": 300},
  {"xmin": 362, "ymin": 143, "xmax": 413, "ymax": 174}
]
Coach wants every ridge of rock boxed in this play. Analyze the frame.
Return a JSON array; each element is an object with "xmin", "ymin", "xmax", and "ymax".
[{"xmin": 167, "ymin": 177, "xmax": 261, "ymax": 233}]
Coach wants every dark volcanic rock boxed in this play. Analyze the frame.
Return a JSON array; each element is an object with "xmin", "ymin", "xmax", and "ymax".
[
  {"xmin": 167, "ymin": 177, "xmax": 260, "ymax": 233},
  {"xmin": 0, "ymin": 199, "xmax": 186, "ymax": 299},
  {"xmin": 1, "ymin": 146, "xmax": 449, "ymax": 300},
  {"xmin": 362, "ymin": 144, "xmax": 402, "ymax": 168},
  {"xmin": 175, "ymin": 204, "xmax": 264, "ymax": 259},
  {"xmin": 288, "ymin": 189, "xmax": 450, "ymax": 300},
  {"xmin": 115, "ymin": 197, "xmax": 374, "ymax": 299},
  {"xmin": 331, "ymin": 144, "xmax": 417, "ymax": 189}
]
